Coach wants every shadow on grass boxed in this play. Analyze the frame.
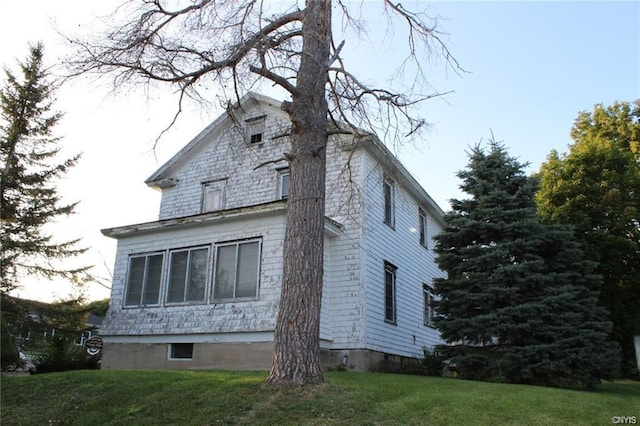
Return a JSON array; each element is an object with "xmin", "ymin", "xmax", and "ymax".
[{"xmin": 1, "ymin": 370, "xmax": 638, "ymax": 425}]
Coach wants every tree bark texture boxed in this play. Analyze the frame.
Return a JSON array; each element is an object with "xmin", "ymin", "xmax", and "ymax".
[{"xmin": 267, "ymin": 0, "xmax": 331, "ymax": 386}]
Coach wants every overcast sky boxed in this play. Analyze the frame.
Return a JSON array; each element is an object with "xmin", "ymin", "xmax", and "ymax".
[{"xmin": 1, "ymin": 1, "xmax": 638, "ymax": 302}]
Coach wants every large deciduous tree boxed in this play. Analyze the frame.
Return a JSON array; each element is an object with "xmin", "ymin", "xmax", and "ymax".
[
  {"xmin": 433, "ymin": 141, "xmax": 618, "ymax": 387},
  {"xmin": 536, "ymin": 100, "xmax": 640, "ymax": 375},
  {"xmin": 0, "ymin": 43, "xmax": 90, "ymax": 294},
  {"xmin": 65, "ymin": 0, "xmax": 458, "ymax": 385}
]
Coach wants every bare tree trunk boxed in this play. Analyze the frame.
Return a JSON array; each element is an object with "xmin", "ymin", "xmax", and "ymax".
[
  {"xmin": 267, "ymin": 0, "xmax": 331, "ymax": 386},
  {"xmin": 67, "ymin": 0, "xmax": 460, "ymax": 387}
]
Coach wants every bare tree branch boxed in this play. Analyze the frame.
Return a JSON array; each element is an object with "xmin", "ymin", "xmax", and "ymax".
[{"xmin": 62, "ymin": 0, "xmax": 462, "ymax": 387}]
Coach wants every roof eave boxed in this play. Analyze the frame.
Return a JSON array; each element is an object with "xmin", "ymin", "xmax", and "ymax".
[
  {"xmin": 101, "ymin": 200, "xmax": 343, "ymax": 239},
  {"xmin": 343, "ymin": 134, "xmax": 446, "ymax": 226},
  {"xmin": 145, "ymin": 92, "xmax": 286, "ymax": 188}
]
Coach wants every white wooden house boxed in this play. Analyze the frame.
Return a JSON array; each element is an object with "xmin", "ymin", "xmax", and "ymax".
[{"xmin": 100, "ymin": 92, "xmax": 446, "ymax": 371}]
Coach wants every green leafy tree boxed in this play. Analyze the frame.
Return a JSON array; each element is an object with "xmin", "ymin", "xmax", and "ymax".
[
  {"xmin": 434, "ymin": 141, "xmax": 618, "ymax": 387},
  {"xmin": 1, "ymin": 293, "xmax": 88, "ymax": 353},
  {"xmin": 536, "ymin": 100, "xmax": 640, "ymax": 375},
  {"xmin": 0, "ymin": 43, "xmax": 91, "ymax": 293},
  {"xmin": 29, "ymin": 298, "xmax": 101, "ymax": 374},
  {"xmin": 85, "ymin": 298, "xmax": 109, "ymax": 318}
]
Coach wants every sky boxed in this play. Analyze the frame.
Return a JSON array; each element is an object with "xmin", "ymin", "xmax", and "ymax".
[{"xmin": 1, "ymin": 1, "xmax": 638, "ymax": 302}]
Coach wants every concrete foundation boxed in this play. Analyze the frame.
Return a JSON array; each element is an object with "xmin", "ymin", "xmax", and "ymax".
[
  {"xmin": 101, "ymin": 341, "xmax": 274, "ymax": 371},
  {"xmin": 101, "ymin": 341, "xmax": 406, "ymax": 372}
]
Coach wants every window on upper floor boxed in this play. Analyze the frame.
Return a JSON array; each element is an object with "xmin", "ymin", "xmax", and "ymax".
[
  {"xmin": 166, "ymin": 247, "xmax": 209, "ymax": 304},
  {"xmin": 246, "ymin": 115, "xmax": 266, "ymax": 144},
  {"xmin": 279, "ymin": 169, "xmax": 290, "ymax": 200},
  {"xmin": 213, "ymin": 239, "xmax": 261, "ymax": 300},
  {"xmin": 423, "ymin": 283, "xmax": 436, "ymax": 327},
  {"xmin": 124, "ymin": 253, "xmax": 164, "ymax": 307},
  {"xmin": 384, "ymin": 261, "xmax": 397, "ymax": 324},
  {"xmin": 202, "ymin": 180, "xmax": 226, "ymax": 213},
  {"xmin": 419, "ymin": 208, "xmax": 428, "ymax": 248},
  {"xmin": 383, "ymin": 176, "xmax": 395, "ymax": 228}
]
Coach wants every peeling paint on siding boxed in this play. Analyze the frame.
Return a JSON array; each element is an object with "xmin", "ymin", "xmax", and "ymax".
[{"xmin": 102, "ymin": 96, "xmax": 446, "ymax": 362}]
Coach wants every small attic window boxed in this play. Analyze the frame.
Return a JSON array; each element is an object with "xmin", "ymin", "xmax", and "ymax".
[{"xmin": 246, "ymin": 115, "xmax": 266, "ymax": 144}]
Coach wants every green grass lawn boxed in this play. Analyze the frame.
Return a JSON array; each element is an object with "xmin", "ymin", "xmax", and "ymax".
[{"xmin": 1, "ymin": 370, "xmax": 638, "ymax": 425}]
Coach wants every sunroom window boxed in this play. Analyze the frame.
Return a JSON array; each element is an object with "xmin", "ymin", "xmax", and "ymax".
[
  {"xmin": 166, "ymin": 247, "xmax": 209, "ymax": 304},
  {"xmin": 124, "ymin": 253, "xmax": 164, "ymax": 307},
  {"xmin": 213, "ymin": 240, "xmax": 261, "ymax": 300}
]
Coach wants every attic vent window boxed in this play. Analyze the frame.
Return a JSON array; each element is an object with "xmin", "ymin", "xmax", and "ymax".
[
  {"xmin": 246, "ymin": 115, "xmax": 266, "ymax": 144},
  {"xmin": 250, "ymin": 133, "xmax": 262, "ymax": 144}
]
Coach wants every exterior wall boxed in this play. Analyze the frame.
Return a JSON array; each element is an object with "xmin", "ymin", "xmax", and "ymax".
[
  {"xmin": 360, "ymin": 152, "xmax": 446, "ymax": 359},
  {"xmin": 101, "ymin": 332, "xmax": 275, "ymax": 370},
  {"xmin": 101, "ymin": 95, "xmax": 446, "ymax": 371},
  {"xmin": 103, "ymin": 341, "xmax": 274, "ymax": 370},
  {"xmin": 104, "ymin": 341, "xmax": 387, "ymax": 372},
  {"xmin": 156, "ymin": 102, "xmax": 291, "ymax": 220},
  {"xmin": 142, "ymin": 99, "xmax": 367, "ymax": 350},
  {"xmin": 323, "ymin": 141, "xmax": 366, "ymax": 350},
  {"xmin": 102, "ymin": 208, "xmax": 285, "ymax": 337}
]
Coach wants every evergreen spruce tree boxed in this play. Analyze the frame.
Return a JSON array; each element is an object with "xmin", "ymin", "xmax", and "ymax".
[
  {"xmin": 0, "ymin": 43, "xmax": 90, "ymax": 293},
  {"xmin": 433, "ymin": 141, "xmax": 619, "ymax": 387}
]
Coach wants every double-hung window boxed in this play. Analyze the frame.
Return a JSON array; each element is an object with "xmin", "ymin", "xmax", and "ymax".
[
  {"xmin": 383, "ymin": 176, "xmax": 395, "ymax": 228},
  {"xmin": 202, "ymin": 180, "xmax": 226, "ymax": 213},
  {"xmin": 279, "ymin": 169, "xmax": 290, "ymax": 200},
  {"xmin": 166, "ymin": 247, "xmax": 209, "ymax": 304},
  {"xmin": 213, "ymin": 240, "xmax": 261, "ymax": 300},
  {"xmin": 125, "ymin": 253, "xmax": 164, "ymax": 306},
  {"xmin": 384, "ymin": 262, "xmax": 397, "ymax": 324},
  {"xmin": 423, "ymin": 283, "xmax": 436, "ymax": 327},
  {"xmin": 419, "ymin": 208, "xmax": 428, "ymax": 248}
]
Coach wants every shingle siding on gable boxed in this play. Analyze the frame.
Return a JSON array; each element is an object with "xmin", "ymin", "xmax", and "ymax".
[{"xmin": 157, "ymin": 108, "xmax": 291, "ymax": 220}]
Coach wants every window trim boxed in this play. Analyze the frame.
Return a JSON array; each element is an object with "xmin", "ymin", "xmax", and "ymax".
[
  {"xmin": 124, "ymin": 252, "xmax": 164, "ymax": 308},
  {"xmin": 423, "ymin": 283, "xmax": 436, "ymax": 327},
  {"xmin": 384, "ymin": 261, "xmax": 397, "ymax": 324},
  {"xmin": 383, "ymin": 176, "xmax": 395, "ymax": 228},
  {"xmin": 212, "ymin": 238, "xmax": 262, "ymax": 302},
  {"xmin": 165, "ymin": 246, "xmax": 210, "ymax": 305},
  {"xmin": 279, "ymin": 169, "xmax": 290, "ymax": 200},
  {"xmin": 246, "ymin": 115, "xmax": 266, "ymax": 145},
  {"xmin": 419, "ymin": 208, "xmax": 428, "ymax": 248},
  {"xmin": 202, "ymin": 179, "xmax": 227, "ymax": 213}
]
